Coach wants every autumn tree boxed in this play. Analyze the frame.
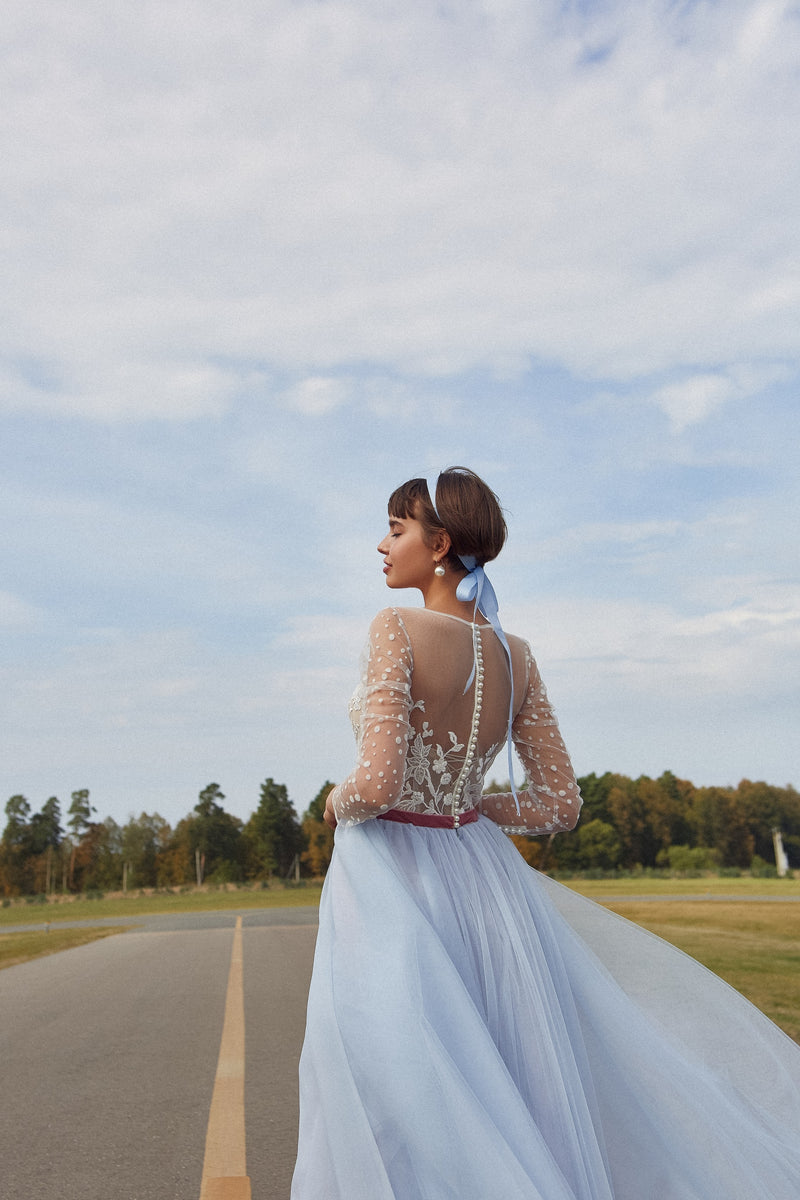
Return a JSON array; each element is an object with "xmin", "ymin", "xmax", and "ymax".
[
  {"xmin": 604, "ymin": 776, "xmax": 671, "ymax": 869},
  {"xmin": 82, "ymin": 818, "xmax": 124, "ymax": 890},
  {"xmin": 121, "ymin": 812, "xmax": 171, "ymax": 889},
  {"xmin": 156, "ymin": 818, "xmax": 194, "ymax": 886},
  {"xmin": 301, "ymin": 781, "xmax": 336, "ymax": 877},
  {"xmin": 70, "ymin": 820, "xmax": 120, "ymax": 892},
  {"xmin": 656, "ymin": 771, "xmax": 697, "ymax": 847},
  {"xmin": 737, "ymin": 780, "xmax": 800, "ymax": 866},
  {"xmin": 693, "ymin": 786, "xmax": 754, "ymax": 869}
]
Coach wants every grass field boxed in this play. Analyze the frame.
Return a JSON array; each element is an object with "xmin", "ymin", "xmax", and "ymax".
[
  {"xmin": 0, "ymin": 925, "xmax": 130, "ymax": 971},
  {"xmin": 0, "ymin": 882, "xmax": 325, "ymax": 927},
  {"xmin": 2, "ymin": 876, "xmax": 798, "ymax": 1043},
  {"xmin": 598, "ymin": 899, "xmax": 800, "ymax": 1043},
  {"xmin": 566, "ymin": 875, "xmax": 800, "ymax": 898},
  {"xmin": 569, "ymin": 876, "xmax": 800, "ymax": 1042}
]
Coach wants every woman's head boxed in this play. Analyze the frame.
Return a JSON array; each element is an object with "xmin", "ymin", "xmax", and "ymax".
[{"xmin": 387, "ymin": 467, "xmax": 507, "ymax": 571}]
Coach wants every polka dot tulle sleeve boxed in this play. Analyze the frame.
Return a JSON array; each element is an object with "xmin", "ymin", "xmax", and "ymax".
[
  {"xmin": 482, "ymin": 644, "xmax": 582, "ymax": 835},
  {"xmin": 329, "ymin": 608, "xmax": 413, "ymax": 826}
]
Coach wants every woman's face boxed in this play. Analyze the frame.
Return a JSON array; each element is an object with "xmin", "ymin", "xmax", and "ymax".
[{"xmin": 377, "ymin": 513, "xmax": 435, "ymax": 592}]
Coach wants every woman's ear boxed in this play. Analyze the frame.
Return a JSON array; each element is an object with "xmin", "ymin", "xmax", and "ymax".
[{"xmin": 432, "ymin": 529, "xmax": 452, "ymax": 558}]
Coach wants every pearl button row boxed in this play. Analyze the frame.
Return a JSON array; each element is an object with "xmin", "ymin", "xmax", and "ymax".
[{"xmin": 451, "ymin": 624, "xmax": 485, "ymax": 829}]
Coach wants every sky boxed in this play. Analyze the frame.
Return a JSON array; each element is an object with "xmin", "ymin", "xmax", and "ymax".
[{"xmin": 2, "ymin": 0, "xmax": 799, "ymax": 831}]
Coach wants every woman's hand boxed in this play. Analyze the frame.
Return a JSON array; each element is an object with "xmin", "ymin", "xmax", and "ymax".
[{"xmin": 324, "ymin": 792, "xmax": 338, "ymax": 829}]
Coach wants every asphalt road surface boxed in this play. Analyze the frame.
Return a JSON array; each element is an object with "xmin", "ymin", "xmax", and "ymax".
[{"xmin": 0, "ymin": 908, "xmax": 319, "ymax": 1200}]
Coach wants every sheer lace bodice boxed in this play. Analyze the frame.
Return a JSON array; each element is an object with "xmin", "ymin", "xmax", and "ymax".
[{"xmin": 330, "ymin": 606, "xmax": 582, "ymax": 833}]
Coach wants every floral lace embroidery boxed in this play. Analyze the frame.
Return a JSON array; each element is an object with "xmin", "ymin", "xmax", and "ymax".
[
  {"xmin": 331, "ymin": 606, "xmax": 582, "ymax": 834},
  {"xmin": 346, "ymin": 691, "xmax": 504, "ymax": 819}
]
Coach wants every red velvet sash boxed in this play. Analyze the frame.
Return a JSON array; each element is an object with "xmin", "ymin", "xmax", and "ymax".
[{"xmin": 377, "ymin": 807, "xmax": 479, "ymax": 829}]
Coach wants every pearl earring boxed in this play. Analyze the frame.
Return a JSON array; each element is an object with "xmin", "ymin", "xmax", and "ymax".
[{"xmin": 434, "ymin": 562, "xmax": 446, "ymax": 577}]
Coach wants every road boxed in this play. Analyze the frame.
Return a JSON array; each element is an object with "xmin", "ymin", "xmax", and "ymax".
[{"xmin": 0, "ymin": 908, "xmax": 318, "ymax": 1200}]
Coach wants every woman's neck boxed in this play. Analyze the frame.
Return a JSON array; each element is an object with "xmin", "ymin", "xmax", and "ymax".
[{"xmin": 420, "ymin": 575, "xmax": 476, "ymax": 621}]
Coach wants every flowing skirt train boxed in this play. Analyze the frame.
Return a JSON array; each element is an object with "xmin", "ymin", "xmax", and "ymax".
[{"xmin": 292, "ymin": 816, "xmax": 800, "ymax": 1200}]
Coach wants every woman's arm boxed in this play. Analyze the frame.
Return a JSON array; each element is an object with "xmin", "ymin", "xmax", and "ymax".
[
  {"xmin": 328, "ymin": 608, "xmax": 413, "ymax": 827},
  {"xmin": 481, "ymin": 644, "xmax": 582, "ymax": 835}
]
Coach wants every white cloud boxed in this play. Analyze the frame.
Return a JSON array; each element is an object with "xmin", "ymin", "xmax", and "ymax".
[
  {"xmin": 0, "ymin": 358, "xmax": 238, "ymax": 421},
  {"xmin": 509, "ymin": 585, "xmax": 800, "ymax": 704},
  {"xmin": 1, "ymin": 1, "xmax": 798, "ymax": 814},
  {"xmin": 676, "ymin": 602, "xmax": 800, "ymax": 638},
  {"xmin": 2, "ymin": 0, "xmax": 800, "ymax": 420},
  {"xmin": 530, "ymin": 519, "xmax": 685, "ymax": 565},
  {"xmin": 283, "ymin": 376, "xmax": 350, "ymax": 416},
  {"xmin": 651, "ymin": 374, "xmax": 734, "ymax": 434},
  {"xmin": 647, "ymin": 363, "xmax": 791, "ymax": 433}
]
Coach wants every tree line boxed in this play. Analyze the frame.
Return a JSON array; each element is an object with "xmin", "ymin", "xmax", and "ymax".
[
  {"xmin": 506, "ymin": 771, "xmax": 800, "ymax": 877},
  {"xmin": 1, "ymin": 780, "xmax": 320, "ymax": 899},
  {"xmin": 2, "ymin": 771, "xmax": 798, "ymax": 898}
]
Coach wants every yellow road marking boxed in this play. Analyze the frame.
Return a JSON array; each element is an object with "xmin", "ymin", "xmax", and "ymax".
[{"xmin": 200, "ymin": 916, "xmax": 251, "ymax": 1200}]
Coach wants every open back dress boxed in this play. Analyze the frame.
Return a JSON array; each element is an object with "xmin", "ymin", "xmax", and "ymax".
[{"xmin": 291, "ymin": 606, "xmax": 800, "ymax": 1200}]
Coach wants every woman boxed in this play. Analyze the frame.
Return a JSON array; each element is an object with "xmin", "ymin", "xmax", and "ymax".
[{"xmin": 292, "ymin": 468, "xmax": 800, "ymax": 1200}]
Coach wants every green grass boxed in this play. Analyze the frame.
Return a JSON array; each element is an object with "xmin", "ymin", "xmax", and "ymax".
[
  {"xmin": 4, "ymin": 872, "xmax": 792, "ymax": 930},
  {"xmin": 566, "ymin": 875, "xmax": 800, "ymax": 898},
  {"xmin": 566, "ymin": 878, "xmax": 800, "ymax": 1042},
  {"xmin": 0, "ymin": 926, "xmax": 130, "ymax": 970},
  {"xmin": 0, "ymin": 882, "xmax": 325, "ymax": 927},
  {"xmin": 598, "ymin": 899, "xmax": 800, "ymax": 1043}
]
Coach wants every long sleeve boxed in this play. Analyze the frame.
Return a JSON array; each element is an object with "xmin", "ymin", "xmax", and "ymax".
[
  {"xmin": 329, "ymin": 608, "xmax": 413, "ymax": 826},
  {"xmin": 481, "ymin": 643, "xmax": 582, "ymax": 835}
]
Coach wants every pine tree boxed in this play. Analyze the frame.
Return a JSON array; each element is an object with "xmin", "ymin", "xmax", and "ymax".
[{"xmin": 245, "ymin": 778, "xmax": 304, "ymax": 879}]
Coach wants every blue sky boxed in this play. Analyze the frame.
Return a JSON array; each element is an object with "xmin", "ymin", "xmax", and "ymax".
[{"xmin": 2, "ymin": 0, "xmax": 798, "ymax": 828}]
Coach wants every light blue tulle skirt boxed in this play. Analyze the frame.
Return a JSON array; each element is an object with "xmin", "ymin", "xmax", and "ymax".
[{"xmin": 291, "ymin": 816, "xmax": 800, "ymax": 1199}]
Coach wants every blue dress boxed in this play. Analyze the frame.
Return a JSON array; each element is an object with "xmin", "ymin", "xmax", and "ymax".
[{"xmin": 292, "ymin": 608, "xmax": 800, "ymax": 1199}]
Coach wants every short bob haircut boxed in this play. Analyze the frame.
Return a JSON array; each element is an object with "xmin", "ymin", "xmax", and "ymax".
[{"xmin": 388, "ymin": 467, "xmax": 507, "ymax": 571}]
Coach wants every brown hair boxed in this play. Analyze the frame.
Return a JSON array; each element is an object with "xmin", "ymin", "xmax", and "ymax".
[{"xmin": 388, "ymin": 467, "xmax": 507, "ymax": 570}]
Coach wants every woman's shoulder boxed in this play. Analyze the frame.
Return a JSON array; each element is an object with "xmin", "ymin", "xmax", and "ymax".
[
  {"xmin": 506, "ymin": 628, "xmax": 533, "ymax": 657},
  {"xmin": 369, "ymin": 605, "xmax": 431, "ymax": 631},
  {"xmin": 368, "ymin": 605, "xmax": 412, "ymax": 628},
  {"xmin": 366, "ymin": 606, "xmax": 414, "ymax": 647}
]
